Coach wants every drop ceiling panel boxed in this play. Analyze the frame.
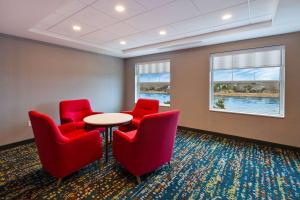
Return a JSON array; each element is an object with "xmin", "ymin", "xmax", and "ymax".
[
  {"xmin": 273, "ymin": 0, "xmax": 300, "ymax": 25},
  {"xmin": 70, "ymin": 7, "xmax": 118, "ymax": 28},
  {"xmin": 124, "ymin": 32, "xmax": 156, "ymax": 44},
  {"xmin": 126, "ymin": 26, "xmax": 177, "ymax": 44},
  {"xmin": 170, "ymin": 16, "xmax": 211, "ymax": 35},
  {"xmin": 135, "ymin": 0, "xmax": 176, "ymax": 10},
  {"xmin": 55, "ymin": 0, "xmax": 86, "ymax": 17},
  {"xmin": 33, "ymin": 13, "xmax": 65, "ymax": 30},
  {"xmin": 249, "ymin": 0, "xmax": 279, "ymax": 19},
  {"xmin": 203, "ymin": 3, "xmax": 250, "ymax": 28},
  {"xmin": 125, "ymin": 0, "xmax": 201, "ymax": 31},
  {"xmin": 91, "ymin": 0, "xmax": 146, "ymax": 20},
  {"xmin": 49, "ymin": 19, "xmax": 96, "ymax": 37},
  {"xmin": 78, "ymin": 0, "xmax": 97, "ymax": 5},
  {"xmin": 101, "ymin": 39, "xmax": 139, "ymax": 50},
  {"xmin": 101, "ymin": 22, "xmax": 139, "ymax": 37},
  {"xmin": 80, "ymin": 29, "xmax": 120, "ymax": 43},
  {"xmin": 191, "ymin": 0, "xmax": 248, "ymax": 14}
]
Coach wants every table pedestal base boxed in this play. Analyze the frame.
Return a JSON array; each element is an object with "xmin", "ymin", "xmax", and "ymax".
[{"xmin": 105, "ymin": 127, "xmax": 113, "ymax": 163}]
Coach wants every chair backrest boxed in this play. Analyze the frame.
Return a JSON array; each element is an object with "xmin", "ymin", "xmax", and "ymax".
[
  {"xmin": 59, "ymin": 99, "xmax": 93, "ymax": 123},
  {"xmin": 29, "ymin": 111, "xmax": 67, "ymax": 170},
  {"xmin": 132, "ymin": 98, "xmax": 159, "ymax": 119},
  {"xmin": 135, "ymin": 110, "xmax": 180, "ymax": 162}
]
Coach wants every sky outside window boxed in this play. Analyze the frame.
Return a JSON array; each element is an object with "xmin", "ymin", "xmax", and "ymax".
[{"xmin": 139, "ymin": 73, "xmax": 170, "ymax": 83}]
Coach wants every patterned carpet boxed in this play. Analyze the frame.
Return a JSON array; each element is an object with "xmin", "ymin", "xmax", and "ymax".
[{"xmin": 1, "ymin": 128, "xmax": 300, "ymax": 199}]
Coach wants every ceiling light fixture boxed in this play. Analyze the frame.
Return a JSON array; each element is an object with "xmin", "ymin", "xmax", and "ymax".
[
  {"xmin": 72, "ymin": 25, "xmax": 81, "ymax": 31},
  {"xmin": 120, "ymin": 40, "xmax": 127, "ymax": 45},
  {"xmin": 159, "ymin": 30, "xmax": 167, "ymax": 35},
  {"xmin": 115, "ymin": 5, "xmax": 125, "ymax": 12},
  {"xmin": 222, "ymin": 14, "xmax": 232, "ymax": 20}
]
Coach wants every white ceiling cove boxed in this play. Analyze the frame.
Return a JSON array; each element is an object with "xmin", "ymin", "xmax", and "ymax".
[{"xmin": 0, "ymin": 0, "xmax": 299, "ymax": 58}]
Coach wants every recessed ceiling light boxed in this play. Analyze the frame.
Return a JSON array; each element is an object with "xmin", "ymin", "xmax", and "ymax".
[
  {"xmin": 159, "ymin": 30, "xmax": 167, "ymax": 35},
  {"xmin": 120, "ymin": 40, "xmax": 126, "ymax": 45},
  {"xmin": 222, "ymin": 14, "xmax": 232, "ymax": 20},
  {"xmin": 115, "ymin": 5, "xmax": 125, "ymax": 12},
  {"xmin": 72, "ymin": 25, "xmax": 81, "ymax": 31}
]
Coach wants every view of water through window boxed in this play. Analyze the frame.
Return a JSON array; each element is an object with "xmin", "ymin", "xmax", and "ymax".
[
  {"xmin": 213, "ymin": 96, "xmax": 280, "ymax": 115},
  {"xmin": 138, "ymin": 73, "xmax": 170, "ymax": 106},
  {"xmin": 213, "ymin": 79, "xmax": 281, "ymax": 115}
]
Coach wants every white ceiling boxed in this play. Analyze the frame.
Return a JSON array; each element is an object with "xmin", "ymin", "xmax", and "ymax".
[{"xmin": 0, "ymin": 0, "xmax": 299, "ymax": 58}]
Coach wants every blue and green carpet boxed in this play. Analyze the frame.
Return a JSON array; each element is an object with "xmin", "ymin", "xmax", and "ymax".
[{"xmin": 1, "ymin": 128, "xmax": 299, "ymax": 199}]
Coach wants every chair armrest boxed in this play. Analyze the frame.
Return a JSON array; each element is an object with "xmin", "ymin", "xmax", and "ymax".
[
  {"xmin": 121, "ymin": 110, "xmax": 133, "ymax": 115},
  {"xmin": 66, "ymin": 130, "xmax": 100, "ymax": 144},
  {"xmin": 58, "ymin": 130, "xmax": 101, "ymax": 152},
  {"xmin": 58, "ymin": 122, "xmax": 85, "ymax": 134},
  {"xmin": 57, "ymin": 130, "xmax": 102, "ymax": 164},
  {"xmin": 114, "ymin": 129, "xmax": 136, "ymax": 143},
  {"xmin": 113, "ymin": 130, "xmax": 136, "ymax": 161}
]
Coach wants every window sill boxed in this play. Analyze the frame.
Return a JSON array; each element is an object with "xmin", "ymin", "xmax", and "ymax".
[
  {"xmin": 159, "ymin": 104, "xmax": 170, "ymax": 107},
  {"xmin": 209, "ymin": 108, "xmax": 285, "ymax": 118}
]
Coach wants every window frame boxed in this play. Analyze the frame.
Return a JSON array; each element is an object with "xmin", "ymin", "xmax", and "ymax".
[
  {"xmin": 135, "ymin": 59, "xmax": 171, "ymax": 107},
  {"xmin": 209, "ymin": 46, "xmax": 285, "ymax": 118}
]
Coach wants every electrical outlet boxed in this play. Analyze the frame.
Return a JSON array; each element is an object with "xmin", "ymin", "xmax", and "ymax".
[{"xmin": 28, "ymin": 120, "xmax": 32, "ymax": 127}]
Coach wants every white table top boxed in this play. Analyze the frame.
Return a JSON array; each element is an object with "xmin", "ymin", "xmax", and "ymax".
[{"xmin": 83, "ymin": 113, "xmax": 133, "ymax": 126}]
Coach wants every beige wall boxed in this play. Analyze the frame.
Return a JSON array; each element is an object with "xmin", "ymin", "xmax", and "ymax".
[
  {"xmin": 1, "ymin": 32, "xmax": 299, "ymax": 147},
  {"xmin": 0, "ymin": 34, "xmax": 124, "ymax": 145},
  {"xmin": 124, "ymin": 32, "xmax": 300, "ymax": 147}
]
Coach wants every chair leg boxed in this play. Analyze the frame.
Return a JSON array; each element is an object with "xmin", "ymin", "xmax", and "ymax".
[
  {"xmin": 167, "ymin": 161, "xmax": 172, "ymax": 170},
  {"xmin": 136, "ymin": 176, "xmax": 141, "ymax": 184},
  {"xmin": 98, "ymin": 159, "xmax": 102, "ymax": 169},
  {"xmin": 57, "ymin": 178, "xmax": 63, "ymax": 186},
  {"xmin": 109, "ymin": 127, "xmax": 112, "ymax": 143}
]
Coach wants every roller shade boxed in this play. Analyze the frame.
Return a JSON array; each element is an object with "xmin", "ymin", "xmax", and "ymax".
[
  {"xmin": 212, "ymin": 48, "xmax": 282, "ymax": 70},
  {"xmin": 136, "ymin": 60, "xmax": 170, "ymax": 74}
]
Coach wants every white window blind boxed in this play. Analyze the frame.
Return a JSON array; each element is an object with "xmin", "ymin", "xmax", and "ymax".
[
  {"xmin": 136, "ymin": 61, "xmax": 170, "ymax": 74},
  {"xmin": 212, "ymin": 47, "xmax": 282, "ymax": 70}
]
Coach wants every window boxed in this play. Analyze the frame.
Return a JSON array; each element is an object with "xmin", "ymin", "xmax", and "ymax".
[
  {"xmin": 135, "ymin": 60, "xmax": 171, "ymax": 106},
  {"xmin": 209, "ymin": 46, "xmax": 285, "ymax": 117}
]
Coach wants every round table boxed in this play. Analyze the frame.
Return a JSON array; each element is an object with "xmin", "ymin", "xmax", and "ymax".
[{"xmin": 83, "ymin": 113, "xmax": 133, "ymax": 162}]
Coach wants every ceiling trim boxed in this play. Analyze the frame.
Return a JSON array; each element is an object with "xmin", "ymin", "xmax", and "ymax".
[{"xmin": 123, "ymin": 20, "xmax": 272, "ymax": 54}]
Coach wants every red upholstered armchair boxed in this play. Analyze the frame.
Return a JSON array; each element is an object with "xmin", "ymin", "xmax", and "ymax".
[
  {"xmin": 29, "ymin": 111, "xmax": 102, "ymax": 184},
  {"xmin": 120, "ymin": 98, "xmax": 159, "ymax": 131},
  {"xmin": 59, "ymin": 99, "xmax": 103, "ymax": 124},
  {"xmin": 113, "ymin": 110, "xmax": 180, "ymax": 183}
]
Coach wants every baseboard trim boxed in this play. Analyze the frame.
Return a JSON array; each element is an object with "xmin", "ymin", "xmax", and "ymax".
[
  {"xmin": 0, "ymin": 138, "xmax": 35, "ymax": 151},
  {"xmin": 1, "ymin": 127, "xmax": 299, "ymax": 152},
  {"xmin": 178, "ymin": 126, "xmax": 300, "ymax": 151}
]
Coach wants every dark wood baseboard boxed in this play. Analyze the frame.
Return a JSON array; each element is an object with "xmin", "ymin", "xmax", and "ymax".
[
  {"xmin": 0, "ymin": 138, "xmax": 35, "ymax": 151},
  {"xmin": 178, "ymin": 126, "xmax": 300, "ymax": 152},
  {"xmin": 1, "ymin": 127, "xmax": 299, "ymax": 152}
]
